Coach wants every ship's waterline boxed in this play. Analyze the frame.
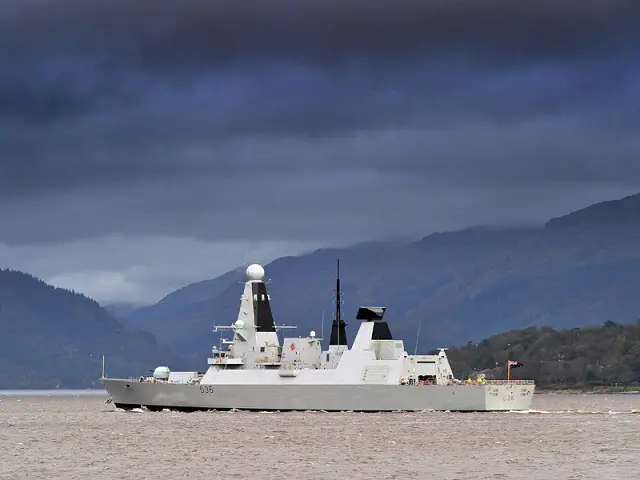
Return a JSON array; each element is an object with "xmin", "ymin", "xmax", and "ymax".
[
  {"xmin": 103, "ymin": 380, "xmax": 534, "ymax": 412},
  {"xmin": 103, "ymin": 260, "xmax": 535, "ymax": 412}
]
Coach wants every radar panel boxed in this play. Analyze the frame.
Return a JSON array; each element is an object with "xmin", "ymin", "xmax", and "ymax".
[{"xmin": 356, "ymin": 306, "xmax": 386, "ymax": 321}]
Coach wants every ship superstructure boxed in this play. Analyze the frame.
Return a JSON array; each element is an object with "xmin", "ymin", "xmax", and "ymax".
[{"xmin": 102, "ymin": 262, "xmax": 535, "ymax": 411}]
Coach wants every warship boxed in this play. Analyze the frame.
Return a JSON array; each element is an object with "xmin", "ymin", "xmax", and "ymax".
[{"xmin": 101, "ymin": 261, "xmax": 535, "ymax": 411}]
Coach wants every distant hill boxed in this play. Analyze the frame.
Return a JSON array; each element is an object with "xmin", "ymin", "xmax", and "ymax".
[
  {"xmin": 545, "ymin": 192, "xmax": 640, "ymax": 231},
  {"xmin": 446, "ymin": 320, "xmax": 640, "ymax": 387},
  {"xmin": 0, "ymin": 270, "xmax": 184, "ymax": 388},
  {"xmin": 122, "ymin": 193, "xmax": 640, "ymax": 366}
]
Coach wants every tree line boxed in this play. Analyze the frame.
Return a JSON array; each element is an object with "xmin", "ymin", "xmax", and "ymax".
[{"xmin": 444, "ymin": 320, "xmax": 640, "ymax": 387}]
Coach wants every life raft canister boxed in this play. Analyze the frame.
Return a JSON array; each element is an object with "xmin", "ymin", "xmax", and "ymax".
[{"xmin": 290, "ymin": 343, "xmax": 295, "ymax": 351}]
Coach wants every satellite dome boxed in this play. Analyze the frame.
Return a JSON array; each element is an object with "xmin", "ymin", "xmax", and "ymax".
[
  {"xmin": 153, "ymin": 366, "xmax": 170, "ymax": 380},
  {"xmin": 234, "ymin": 319, "xmax": 245, "ymax": 329},
  {"xmin": 310, "ymin": 330, "xmax": 316, "ymax": 338},
  {"xmin": 245, "ymin": 264, "xmax": 265, "ymax": 281}
]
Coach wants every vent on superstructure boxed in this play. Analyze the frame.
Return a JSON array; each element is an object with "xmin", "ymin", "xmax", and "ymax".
[{"xmin": 360, "ymin": 366, "xmax": 390, "ymax": 383}]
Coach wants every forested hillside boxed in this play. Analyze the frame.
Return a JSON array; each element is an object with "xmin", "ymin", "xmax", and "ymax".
[
  {"xmin": 0, "ymin": 270, "xmax": 184, "ymax": 388},
  {"xmin": 446, "ymin": 321, "xmax": 640, "ymax": 387}
]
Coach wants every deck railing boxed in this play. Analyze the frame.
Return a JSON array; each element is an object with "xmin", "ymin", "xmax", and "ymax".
[
  {"xmin": 481, "ymin": 379, "xmax": 535, "ymax": 385},
  {"xmin": 118, "ymin": 376, "xmax": 535, "ymax": 386}
]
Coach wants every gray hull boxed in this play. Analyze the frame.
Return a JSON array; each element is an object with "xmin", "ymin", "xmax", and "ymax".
[{"xmin": 102, "ymin": 378, "xmax": 534, "ymax": 412}]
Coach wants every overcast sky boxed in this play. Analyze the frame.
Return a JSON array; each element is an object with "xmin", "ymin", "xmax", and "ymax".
[{"xmin": 1, "ymin": 0, "xmax": 639, "ymax": 304}]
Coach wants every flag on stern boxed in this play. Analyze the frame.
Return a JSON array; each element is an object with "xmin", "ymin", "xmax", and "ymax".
[{"xmin": 508, "ymin": 360, "xmax": 523, "ymax": 368}]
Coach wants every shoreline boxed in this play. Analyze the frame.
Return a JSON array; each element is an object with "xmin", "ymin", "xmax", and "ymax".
[
  {"xmin": 535, "ymin": 387, "xmax": 640, "ymax": 395},
  {"xmin": 0, "ymin": 389, "xmax": 107, "ymax": 397}
]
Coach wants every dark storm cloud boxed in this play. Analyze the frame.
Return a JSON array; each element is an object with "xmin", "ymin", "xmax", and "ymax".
[
  {"xmin": 2, "ymin": 0, "xmax": 637, "ymax": 68},
  {"xmin": 1, "ymin": 0, "xmax": 639, "ymax": 246},
  {"xmin": 2, "ymin": 0, "xmax": 638, "ymax": 122}
]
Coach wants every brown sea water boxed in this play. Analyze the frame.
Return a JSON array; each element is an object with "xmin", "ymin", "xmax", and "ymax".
[{"xmin": 0, "ymin": 392, "xmax": 638, "ymax": 480}]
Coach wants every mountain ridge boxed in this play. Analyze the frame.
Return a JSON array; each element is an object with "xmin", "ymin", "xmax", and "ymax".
[
  {"xmin": 121, "ymin": 193, "xmax": 640, "ymax": 365},
  {"xmin": 545, "ymin": 192, "xmax": 640, "ymax": 231},
  {"xmin": 2, "ymin": 192, "xmax": 640, "ymax": 387}
]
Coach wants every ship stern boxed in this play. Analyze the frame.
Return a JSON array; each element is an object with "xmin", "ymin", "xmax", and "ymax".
[{"xmin": 483, "ymin": 380, "xmax": 535, "ymax": 411}]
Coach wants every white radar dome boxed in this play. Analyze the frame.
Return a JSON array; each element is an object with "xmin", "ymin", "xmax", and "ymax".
[
  {"xmin": 234, "ymin": 319, "xmax": 245, "ymax": 329},
  {"xmin": 310, "ymin": 330, "xmax": 316, "ymax": 338},
  {"xmin": 246, "ymin": 264, "xmax": 265, "ymax": 281},
  {"xmin": 153, "ymin": 366, "xmax": 170, "ymax": 380}
]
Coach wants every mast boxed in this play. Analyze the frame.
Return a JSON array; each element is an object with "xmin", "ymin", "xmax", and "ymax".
[
  {"xmin": 413, "ymin": 320, "xmax": 422, "ymax": 355},
  {"xmin": 336, "ymin": 258, "xmax": 341, "ymax": 346},
  {"xmin": 329, "ymin": 259, "xmax": 348, "ymax": 346}
]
